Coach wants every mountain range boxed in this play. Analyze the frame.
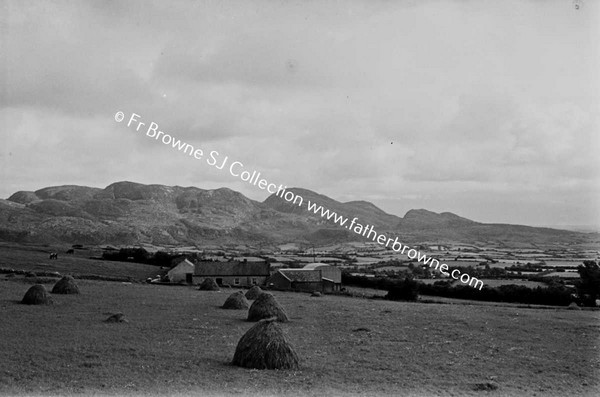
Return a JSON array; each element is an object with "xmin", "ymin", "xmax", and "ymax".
[{"xmin": 0, "ymin": 181, "xmax": 595, "ymax": 248}]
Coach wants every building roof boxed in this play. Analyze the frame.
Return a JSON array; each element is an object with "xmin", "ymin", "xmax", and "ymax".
[
  {"xmin": 172, "ymin": 258, "xmax": 194, "ymax": 267},
  {"xmin": 303, "ymin": 262, "xmax": 332, "ymax": 270},
  {"xmin": 171, "ymin": 257, "xmax": 194, "ymax": 267},
  {"xmin": 194, "ymin": 261, "xmax": 270, "ymax": 277},
  {"xmin": 168, "ymin": 259, "xmax": 194, "ymax": 273},
  {"xmin": 279, "ymin": 269, "xmax": 322, "ymax": 283}
]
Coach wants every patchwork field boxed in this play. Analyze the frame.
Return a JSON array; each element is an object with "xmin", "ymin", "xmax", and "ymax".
[
  {"xmin": 1, "ymin": 278, "xmax": 599, "ymax": 396},
  {"xmin": 416, "ymin": 279, "xmax": 548, "ymax": 289}
]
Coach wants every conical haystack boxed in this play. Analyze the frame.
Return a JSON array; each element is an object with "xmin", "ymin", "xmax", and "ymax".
[
  {"xmin": 245, "ymin": 285, "xmax": 263, "ymax": 300},
  {"xmin": 51, "ymin": 275, "xmax": 80, "ymax": 294},
  {"xmin": 232, "ymin": 318, "xmax": 300, "ymax": 370},
  {"xmin": 22, "ymin": 284, "xmax": 53, "ymax": 305},
  {"xmin": 198, "ymin": 277, "xmax": 220, "ymax": 291},
  {"xmin": 222, "ymin": 291, "xmax": 250, "ymax": 310},
  {"xmin": 247, "ymin": 293, "xmax": 288, "ymax": 322},
  {"xmin": 104, "ymin": 313, "xmax": 128, "ymax": 323}
]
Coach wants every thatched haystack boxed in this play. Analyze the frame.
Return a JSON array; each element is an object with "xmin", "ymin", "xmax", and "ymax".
[
  {"xmin": 22, "ymin": 284, "xmax": 53, "ymax": 305},
  {"xmin": 232, "ymin": 318, "xmax": 300, "ymax": 370},
  {"xmin": 310, "ymin": 291, "xmax": 322, "ymax": 297},
  {"xmin": 198, "ymin": 278, "xmax": 220, "ymax": 291},
  {"xmin": 51, "ymin": 275, "xmax": 80, "ymax": 294},
  {"xmin": 567, "ymin": 302, "xmax": 581, "ymax": 310},
  {"xmin": 222, "ymin": 291, "xmax": 250, "ymax": 310},
  {"xmin": 245, "ymin": 285, "xmax": 264, "ymax": 300},
  {"xmin": 104, "ymin": 313, "xmax": 128, "ymax": 323},
  {"xmin": 247, "ymin": 293, "xmax": 288, "ymax": 322}
]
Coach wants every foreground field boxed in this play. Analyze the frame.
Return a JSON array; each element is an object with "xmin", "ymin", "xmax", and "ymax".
[{"xmin": 1, "ymin": 279, "xmax": 599, "ymax": 397}]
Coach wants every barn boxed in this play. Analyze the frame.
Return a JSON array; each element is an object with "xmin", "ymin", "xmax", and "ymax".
[
  {"xmin": 266, "ymin": 263, "xmax": 343, "ymax": 293},
  {"xmin": 193, "ymin": 260, "xmax": 270, "ymax": 287},
  {"xmin": 266, "ymin": 269, "xmax": 323, "ymax": 292},
  {"xmin": 302, "ymin": 263, "xmax": 342, "ymax": 292},
  {"xmin": 167, "ymin": 258, "xmax": 195, "ymax": 283}
]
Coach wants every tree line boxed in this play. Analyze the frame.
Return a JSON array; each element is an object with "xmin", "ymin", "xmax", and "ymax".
[
  {"xmin": 342, "ymin": 260, "xmax": 600, "ymax": 307},
  {"xmin": 101, "ymin": 248, "xmax": 200, "ymax": 267}
]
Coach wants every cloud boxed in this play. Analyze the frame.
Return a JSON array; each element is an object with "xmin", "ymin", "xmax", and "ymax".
[{"xmin": 1, "ymin": 0, "xmax": 599, "ymax": 226}]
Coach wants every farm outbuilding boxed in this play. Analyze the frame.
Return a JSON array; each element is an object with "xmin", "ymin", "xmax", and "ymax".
[
  {"xmin": 167, "ymin": 258, "xmax": 195, "ymax": 283},
  {"xmin": 266, "ymin": 269, "xmax": 323, "ymax": 292},
  {"xmin": 193, "ymin": 260, "xmax": 270, "ymax": 287},
  {"xmin": 302, "ymin": 263, "xmax": 342, "ymax": 292},
  {"xmin": 266, "ymin": 263, "xmax": 342, "ymax": 293}
]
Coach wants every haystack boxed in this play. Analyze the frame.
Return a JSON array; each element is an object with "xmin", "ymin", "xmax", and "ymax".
[
  {"xmin": 222, "ymin": 291, "xmax": 250, "ymax": 310},
  {"xmin": 198, "ymin": 277, "xmax": 220, "ymax": 291},
  {"xmin": 247, "ymin": 293, "xmax": 288, "ymax": 322},
  {"xmin": 568, "ymin": 302, "xmax": 581, "ymax": 310},
  {"xmin": 104, "ymin": 313, "xmax": 128, "ymax": 323},
  {"xmin": 232, "ymin": 318, "xmax": 300, "ymax": 370},
  {"xmin": 22, "ymin": 284, "xmax": 53, "ymax": 305},
  {"xmin": 51, "ymin": 275, "xmax": 80, "ymax": 294},
  {"xmin": 245, "ymin": 285, "xmax": 263, "ymax": 300},
  {"xmin": 310, "ymin": 291, "xmax": 322, "ymax": 297}
]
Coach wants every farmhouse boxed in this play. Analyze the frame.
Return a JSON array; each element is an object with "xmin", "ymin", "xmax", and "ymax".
[
  {"xmin": 167, "ymin": 258, "xmax": 195, "ymax": 283},
  {"xmin": 266, "ymin": 263, "xmax": 342, "ymax": 293},
  {"xmin": 193, "ymin": 260, "xmax": 270, "ymax": 287}
]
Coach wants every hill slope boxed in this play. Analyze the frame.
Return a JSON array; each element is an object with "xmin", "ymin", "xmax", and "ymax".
[{"xmin": 0, "ymin": 181, "xmax": 595, "ymax": 247}]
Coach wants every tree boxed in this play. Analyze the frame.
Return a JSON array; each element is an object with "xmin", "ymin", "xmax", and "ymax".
[
  {"xmin": 386, "ymin": 277, "xmax": 419, "ymax": 301},
  {"xmin": 576, "ymin": 261, "xmax": 600, "ymax": 307},
  {"xmin": 410, "ymin": 264, "xmax": 423, "ymax": 277}
]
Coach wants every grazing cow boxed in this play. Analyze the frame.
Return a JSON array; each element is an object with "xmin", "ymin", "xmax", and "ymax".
[
  {"xmin": 66, "ymin": 249, "xmax": 75, "ymax": 254},
  {"xmin": 49, "ymin": 252, "xmax": 58, "ymax": 260}
]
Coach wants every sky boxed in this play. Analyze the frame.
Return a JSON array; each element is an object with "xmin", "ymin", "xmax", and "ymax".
[{"xmin": 1, "ymin": 0, "xmax": 599, "ymax": 228}]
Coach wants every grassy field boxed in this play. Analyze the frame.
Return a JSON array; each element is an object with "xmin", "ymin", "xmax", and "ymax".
[
  {"xmin": 1, "ymin": 277, "xmax": 599, "ymax": 397},
  {"xmin": 0, "ymin": 243, "xmax": 163, "ymax": 281}
]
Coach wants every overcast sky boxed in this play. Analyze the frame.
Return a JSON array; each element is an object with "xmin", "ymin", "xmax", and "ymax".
[{"xmin": 1, "ymin": 0, "xmax": 599, "ymax": 228}]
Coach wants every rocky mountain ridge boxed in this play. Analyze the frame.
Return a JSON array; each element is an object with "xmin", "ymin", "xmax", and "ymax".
[{"xmin": 0, "ymin": 181, "xmax": 593, "ymax": 247}]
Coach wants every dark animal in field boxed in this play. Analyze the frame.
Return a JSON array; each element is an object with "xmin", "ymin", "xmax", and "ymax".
[
  {"xmin": 66, "ymin": 249, "xmax": 74, "ymax": 254},
  {"xmin": 49, "ymin": 252, "xmax": 58, "ymax": 260}
]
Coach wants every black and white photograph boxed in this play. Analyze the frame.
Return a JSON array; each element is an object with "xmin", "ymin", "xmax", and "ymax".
[{"xmin": 0, "ymin": 0, "xmax": 599, "ymax": 396}]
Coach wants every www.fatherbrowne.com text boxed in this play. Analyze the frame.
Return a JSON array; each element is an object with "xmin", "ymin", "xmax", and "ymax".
[{"xmin": 115, "ymin": 111, "xmax": 484, "ymax": 290}]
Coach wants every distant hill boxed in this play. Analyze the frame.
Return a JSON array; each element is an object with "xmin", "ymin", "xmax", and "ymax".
[
  {"xmin": 0, "ymin": 181, "xmax": 596, "ymax": 248},
  {"xmin": 397, "ymin": 209, "xmax": 584, "ymax": 245},
  {"xmin": 263, "ymin": 187, "xmax": 401, "ymax": 229}
]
